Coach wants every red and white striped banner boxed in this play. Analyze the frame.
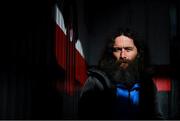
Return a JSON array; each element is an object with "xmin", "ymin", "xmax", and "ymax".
[{"xmin": 54, "ymin": 3, "xmax": 87, "ymax": 95}]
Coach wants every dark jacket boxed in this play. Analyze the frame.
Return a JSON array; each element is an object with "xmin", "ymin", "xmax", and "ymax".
[{"xmin": 78, "ymin": 67, "xmax": 163, "ymax": 120}]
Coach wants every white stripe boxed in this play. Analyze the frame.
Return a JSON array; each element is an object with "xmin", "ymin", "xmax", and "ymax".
[
  {"xmin": 55, "ymin": 4, "xmax": 66, "ymax": 35},
  {"xmin": 75, "ymin": 39, "xmax": 85, "ymax": 58},
  {"xmin": 70, "ymin": 28, "xmax": 73, "ymax": 42}
]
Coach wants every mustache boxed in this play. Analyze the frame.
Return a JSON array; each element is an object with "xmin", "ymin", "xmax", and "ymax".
[{"xmin": 116, "ymin": 59, "xmax": 130, "ymax": 64}]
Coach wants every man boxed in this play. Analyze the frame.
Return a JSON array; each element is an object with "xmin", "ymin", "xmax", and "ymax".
[{"xmin": 78, "ymin": 28, "xmax": 163, "ymax": 119}]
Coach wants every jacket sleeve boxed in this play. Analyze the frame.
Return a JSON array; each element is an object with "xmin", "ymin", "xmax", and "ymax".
[
  {"xmin": 143, "ymin": 75, "xmax": 164, "ymax": 120},
  {"xmin": 151, "ymin": 81, "xmax": 165, "ymax": 119},
  {"xmin": 78, "ymin": 76, "xmax": 111, "ymax": 119},
  {"xmin": 78, "ymin": 76, "xmax": 99, "ymax": 119},
  {"xmin": 140, "ymin": 73, "xmax": 165, "ymax": 120}
]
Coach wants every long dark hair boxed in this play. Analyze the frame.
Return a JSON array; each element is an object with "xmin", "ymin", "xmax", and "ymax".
[{"xmin": 98, "ymin": 27, "xmax": 146, "ymax": 83}]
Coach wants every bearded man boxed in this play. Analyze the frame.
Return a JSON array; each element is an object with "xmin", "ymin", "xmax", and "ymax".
[{"xmin": 78, "ymin": 28, "xmax": 163, "ymax": 120}]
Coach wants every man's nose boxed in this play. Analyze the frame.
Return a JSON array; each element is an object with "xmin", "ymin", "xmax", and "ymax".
[{"xmin": 120, "ymin": 49, "xmax": 126, "ymax": 59}]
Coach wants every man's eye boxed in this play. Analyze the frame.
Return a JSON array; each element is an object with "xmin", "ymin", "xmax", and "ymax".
[
  {"xmin": 127, "ymin": 48, "xmax": 133, "ymax": 52},
  {"xmin": 112, "ymin": 47, "xmax": 121, "ymax": 52}
]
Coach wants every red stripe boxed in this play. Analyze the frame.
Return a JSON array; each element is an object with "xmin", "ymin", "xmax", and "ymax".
[
  {"xmin": 67, "ymin": 37, "xmax": 75, "ymax": 95},
  {"xmin": 75, "ymin": 50, "xmax": 88, "ymax": 86},
  {"xmin": 153, "ymin": 76, "xmax": 171, "ymax": 92},
  {"xmin": 55, "ymin": 24, "xmax": 67, "ymax": 69}
]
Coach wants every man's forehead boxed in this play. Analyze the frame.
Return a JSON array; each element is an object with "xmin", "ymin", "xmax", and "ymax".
[{"xmin": 114, "ymin": 35, "xmax": 135, "ymax": 47}]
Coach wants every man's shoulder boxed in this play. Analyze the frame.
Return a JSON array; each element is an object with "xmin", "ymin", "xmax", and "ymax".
[
  {"xmin": 88, "ymin": 65, "xmax": 106, "ymax": 76},
  {"xmin": 86, "ymin": 65, "xmax": 112, "ymax": 89},
  {"xmin": 140, "ymin": 70, "xmax": 153, "ymax": 81},
  {"xmin": 139, "ymin": 71, "xmax": 158, "ymax": 93}
]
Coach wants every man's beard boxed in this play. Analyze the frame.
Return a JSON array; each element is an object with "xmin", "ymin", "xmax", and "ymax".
[{"xmin": 102, "ymin": 57, "xmax": 140, "ymax": 89}]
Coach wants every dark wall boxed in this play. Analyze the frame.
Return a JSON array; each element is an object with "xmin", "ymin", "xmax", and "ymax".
[{"xmin": 84, "ymin": 0, "xmax": 171, "ymax": 66}]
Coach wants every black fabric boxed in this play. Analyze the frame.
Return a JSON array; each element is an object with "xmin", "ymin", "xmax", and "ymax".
[
  {"xmin": 88, "ymin": 70, "xmax": 109, "ymax": 90},
  {"xmin": 78, "ymin": 67, "xmax": 164, "ymax": 120}
]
